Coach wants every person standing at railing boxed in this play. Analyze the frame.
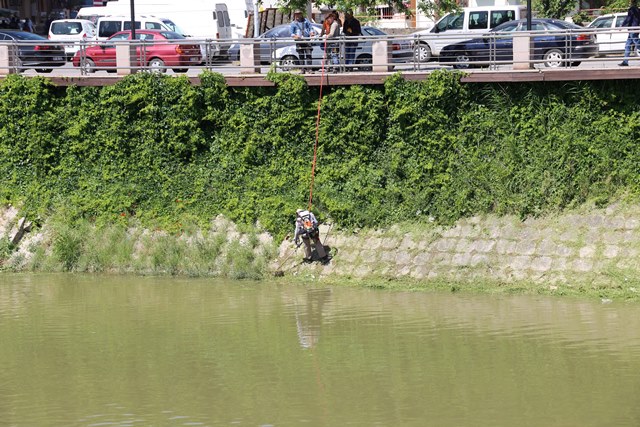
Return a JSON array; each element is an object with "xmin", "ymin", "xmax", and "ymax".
[
  {"xmin": 619, "ymin": 0, "xmax": 640, "ymax": 66},
  {"xmin": 22, "ymin": 18, "xmax": 34, "ymax": 33},
  {"xmin": 342, "ymin": 10, "xmax": 361, "ymax": 70},
  {"xmin": 321, "ymin": 12, "xmax": 341, "ymax": 73},
  {"xmin": 290, "ymin": 9, "xmax": 316, "ymax": 74}
]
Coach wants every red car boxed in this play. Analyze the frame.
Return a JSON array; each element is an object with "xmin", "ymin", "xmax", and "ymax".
[{"xmin": 72, "ymin": 29, "xmax": 201, "ymax": 73}]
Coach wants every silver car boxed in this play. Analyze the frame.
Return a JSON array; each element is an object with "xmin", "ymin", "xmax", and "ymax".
[{"xmin": 232, "ymin": 23, "xmax": 412, "ymax": 71}]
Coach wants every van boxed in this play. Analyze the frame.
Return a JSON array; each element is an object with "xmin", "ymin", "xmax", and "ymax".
[
  {"xmin": 95, "ymin": 15, "xmax": 172, "ymax": 40},
  {"xmin": 79, "ymin": 2, "xmax": 233, "ymax": 58},
  {"xmin": 76, "ymin": 6, "xmax": 111, "ymax": 25},
  {"xmin": 48, "ymin": 18, "xmax": 96, "ymax": 59},
  {"xmin": 414, "ymin": 6, "xmax": 527, "ymax": 62}
]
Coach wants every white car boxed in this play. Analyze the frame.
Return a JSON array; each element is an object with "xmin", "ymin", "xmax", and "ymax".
[
  {"xmin": 586, "ymin": 13, "xmax": 635, "ymax": 55},
  {"xmin": 48, "ymin": 19, "xmax": 96, "ymax": 60}
]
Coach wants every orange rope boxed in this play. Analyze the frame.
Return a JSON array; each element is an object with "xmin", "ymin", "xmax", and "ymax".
[{"xmin": 307, "ymin": 36, "xmax": 329, "ymax": 212}]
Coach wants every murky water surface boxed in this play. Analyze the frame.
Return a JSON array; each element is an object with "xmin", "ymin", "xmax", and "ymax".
[{"xmin": 1, "ymin": 274, "xmax": 639, "ymax": 426}]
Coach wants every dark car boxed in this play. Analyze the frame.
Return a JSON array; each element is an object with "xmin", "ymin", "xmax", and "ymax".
[
  {"xmin": 439, "ymin": 18, "xmax": 598, "ymax": 69},
  {"xmin": 0, "ymin": 30, "xmax": 66, "ymax": 73},
  {"xmin": 72, "ymin": 30, "xmax": 201, "ymax": 73}
]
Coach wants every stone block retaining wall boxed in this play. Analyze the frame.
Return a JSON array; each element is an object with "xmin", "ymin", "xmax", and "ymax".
[{"xmin": 279, "ymin": 204, "xmax": 640, "ymax": 286}]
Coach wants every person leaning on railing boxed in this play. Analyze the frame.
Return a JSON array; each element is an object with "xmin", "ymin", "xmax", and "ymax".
[
  {"xmin": 320, "ymin": 12, "xmax": 341, "ymax": 73},
  {"xmin": 619, "ymin": 0, "xmax": 640, "ymax": 66},
  {"xmin": 342, "ymin": 10, "xmax": 362, "ymax": 70},
  {"xmin": 290, "ymin": 9, "xmax": 316, "ymax": 74}
]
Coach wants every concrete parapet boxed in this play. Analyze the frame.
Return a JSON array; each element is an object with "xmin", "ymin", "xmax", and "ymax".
[
  {"xmin": 372, "ymin": 40, "xmax": 391, "ymax": 72},
  {"xmin": 240, "ymin": 42, "xmax": 261, "ymax": 74},
  {"xmin": 513, "ymin": 35, "xmax": 532, "ymax": 70},
  {"xmin": 116, "ymin": 44, "xmax": 137, "ymax": 76},
  {"xmin": 0, "ymin": 45, "xmax": 17, "ymax": 75}
]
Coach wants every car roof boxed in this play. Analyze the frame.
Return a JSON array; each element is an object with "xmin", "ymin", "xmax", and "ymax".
[
  {"xmin": 0, "ymin": 30, "xmax": 47, "ymax": 40},
  {"xmin": 493, "ymin": 18, "xmax": 582, "ymax": 30},
  {"xmin": 112, "ymin": 29, "xmax": 171, "ymax": 34},
  {"xmin": 51, "ymin": 19, "xmax": 93, "ymax": 23},
  {"xmin": 591, "ymin": 13, "xmax": 626, "ymax": 18},
  {"xmin": 109, "ymin": 29, "xmax": 182, "ymax": 38}
]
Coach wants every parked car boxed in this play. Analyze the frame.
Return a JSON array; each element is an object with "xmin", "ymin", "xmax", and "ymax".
[
  {"xmin": 0, "ymin": 30, "xmax": 66, "ymax": 73},
  {"xmin": 413, "ymin": 5, "xmax": 528, "ymax": 62},
  {"xmin": 72, "ymin": 29, "xmax": 201, "ymax": 73},
  {"xmin": 48, "ymin": 19, "xmax": 96, "ymax": 60},
  {"xmin": 439, "ymin": 18, "xmax": 598, "ymax": 69},
  {"xmin": 228, "ymin": 23, "xmax": 413, "ymax": 69},
  {"xmin": 586, "ymin": 13, "xmax": 632, "ymax": 56}
]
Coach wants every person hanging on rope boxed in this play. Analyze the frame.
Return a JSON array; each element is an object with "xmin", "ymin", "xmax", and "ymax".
[{"xmin": 294, "ymin": 208, "xmax": 328, "ymax": 263}]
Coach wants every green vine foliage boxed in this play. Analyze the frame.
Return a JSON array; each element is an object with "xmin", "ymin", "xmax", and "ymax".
[{"xmin": 1, "ymin": 72, "xmax": 640, "ymax": 238}]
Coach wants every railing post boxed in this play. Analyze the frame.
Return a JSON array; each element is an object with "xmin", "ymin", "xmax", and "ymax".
[
  {"xmin": 116, "ymin": 44, "xmax": 137, "ymax": 75},
  {"xmin": 513, "ymin": 34, "xmax": 533, "ymax": 70},
  {"xmin": 240, "ymin": 40, "xmax": 260, "ymax": 74},
  {"xmin": 0, "ymin": 45, "xmax": 17, "ymax": 75},
  {"xmin": 372, "ymin": 39, "xmax": 391, "ymax": 72}
]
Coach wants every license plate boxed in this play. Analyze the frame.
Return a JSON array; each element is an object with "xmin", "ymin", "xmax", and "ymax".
[
  {"xmin": 189, "ymin": 57, "xmax": 199, "ymax": 62},
  {"xmin": 53, "ymin": 57, "xmax": 63, "ymax": 61}
]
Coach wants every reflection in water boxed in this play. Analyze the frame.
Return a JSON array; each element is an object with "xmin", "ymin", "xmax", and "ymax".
[
  {"xmin": 0, "ymin": 274, "xmax": 639, "ymax": 426},
  {"xmin": 293, "ymin": 288, "xmax": 332, "ymax": 349}
]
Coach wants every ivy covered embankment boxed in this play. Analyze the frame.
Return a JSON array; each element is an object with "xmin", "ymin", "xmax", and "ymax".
[{"xmin": 1, "ymin": 71, "xmax": 640, "ymax": 276}]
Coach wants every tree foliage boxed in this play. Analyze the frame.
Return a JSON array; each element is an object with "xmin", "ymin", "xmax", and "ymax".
[
  {"xmin": 533, "ymin": 0, "xmax": 578, "ymax": 19},
  {"xmin": 1, "ymin": 73, "xmax": 640, "ymax": 238}
]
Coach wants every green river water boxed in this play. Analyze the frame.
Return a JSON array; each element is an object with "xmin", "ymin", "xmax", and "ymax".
[{"xmin": 0, "ymin": 273, "xmax": 639, "ymax": 426}]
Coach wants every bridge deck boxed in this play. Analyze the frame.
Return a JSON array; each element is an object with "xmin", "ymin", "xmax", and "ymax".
[{"xmin": 30, "ymin": 68, "xmax": 640, "ymax": 87}]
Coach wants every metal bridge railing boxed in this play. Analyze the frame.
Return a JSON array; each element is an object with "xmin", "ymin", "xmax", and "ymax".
[{"xmin": 1, "ymin": 26, "xmax": 640, "ymax": 76}]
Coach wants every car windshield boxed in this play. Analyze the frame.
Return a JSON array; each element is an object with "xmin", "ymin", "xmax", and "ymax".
[
  {"xmin": 161, "ymin": 19, "xmax": 186, "ymax": 35},
  {"xmin": 51, "ymin": 22, "xmax": 83, "ymax": 35},
  {"xmin": 546, "ymin": 20, "xmax": 582, "ymax": 30},
  {"xmin": 491, "ymin": 21, "xmax": 519, "ymax": 32},
  {"xmin": 159, "ymin": 31, "xmax": 184, "ymax": 39},
  {"xmin": 588, "ymin": 17, "xmax": 613, "ymax": 28},
  {"xmin": 364, "ymin": 27, "xmax": 385, "ymax": 36}
]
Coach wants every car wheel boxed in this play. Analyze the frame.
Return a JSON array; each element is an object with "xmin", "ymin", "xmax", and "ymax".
[
  {"xmin": 356, "ymin": 54, "xmax": 372, "ymax": 72},
  {"xmin": 172, "ymin": 68, "xmax": 188, "ymax": 73},
  {"xmin": 279, "ymin": 55, "xmax": 299, "ymax": 72},
  {"xmin": 453, "ymin": 53, "xmax": 471, "ymax": 69},
  {"xmin": 80, "ymin": 58, "xmax": 96, "ymax": 74},
  {"xmin": 415, "ymin": 43, "xmax": 432, "ymax": 63},
  {"xmin": 35, "ymin": 69, "xmax": 53, "ymax": 73},
  {"xmin": 543, "ymin": 49, "xmax": 564, "ymax": 68},
  {"xmin": 148, "ymin": 58, "xmax": 166, "ymax": 73}
]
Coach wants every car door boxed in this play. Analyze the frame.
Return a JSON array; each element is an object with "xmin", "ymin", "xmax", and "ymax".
[
  {"xmin": 94, "ymin": 32, "xmax": 129, "ymax": 68},
  {"xmin": 482, "ymin": 21, "xmax": 519, "ymax": 63},
  {"xmin": 588, "ymin": 16, "xmax": 615, "ymax": 53},
  {"xmin": 135, "ymin": 33, "xmax": 156, "ymax": 66},
  {"xmin": 259, "ymin": 26, "xmax": 291, "ymax": 63},
  {"xmin": 529, "ymin": 22, "xmax": 562, "ymax": 60},
  {"xmin": 431, "ymin": 12, "xmax": 465, "ymax": 55},
  {"xmin": 612, "ymin": 14, "xmax": 628, "ymax": 53}
]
